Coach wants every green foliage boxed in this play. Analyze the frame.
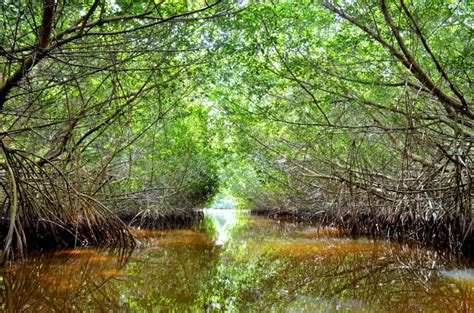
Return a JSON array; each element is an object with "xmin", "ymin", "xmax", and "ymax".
[{"xmin": 0, "ymin": 0, "xmax": 472, "ymax": 219}]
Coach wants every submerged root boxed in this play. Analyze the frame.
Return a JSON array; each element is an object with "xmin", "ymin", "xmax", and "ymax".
[
  {"xmin": 0, "ymin": 147, "xmax": 135, "ymax": 263},
  {"xmin": 120, "ymin": 207, "xmax": 204, "ymax": 230},
  {"xmin": 250, "ymin": 152, "xmax": 473, "ymax": 257},
  {"xmin": 252, "ymin": 200, "xmax": 474, "ymax": 257}
]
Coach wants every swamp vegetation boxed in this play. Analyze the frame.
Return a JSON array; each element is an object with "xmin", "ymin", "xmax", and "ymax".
[
  {"xmin": 0, "ymin": 0, "xmax": 472, "ymax": 265},
  {"xmin": 1, "ymin": 210, "xmax": 474, "ymax": 311}
]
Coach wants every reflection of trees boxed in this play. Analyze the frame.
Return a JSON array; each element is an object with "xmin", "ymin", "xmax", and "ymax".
[
  {"xmin": 1, "ymin": 215, "xmax": 472, "ymax": 312},
  {"xmin": 284, "ymin": 245, "xmax": 472, "ymax": 312},
  {"xmin": 202, "ymin": 218, "xmax": 474, "ymax": 312},
  {"xmin": 0, "ymin": 230, "xmax": 222, "ymax": 312},
  {"xmin": 112, "ymin": 231, "xmax": 221, "ymax": 310},
  {"xmin": 271, "ymin": 245, "xmax": 455, "ymax": 312},
  {"xmin": 0, "ymin": 248, "xmax": 133, "ymax": 312}
]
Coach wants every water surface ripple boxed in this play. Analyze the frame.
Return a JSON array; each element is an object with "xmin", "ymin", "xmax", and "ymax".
[{"xmin": 1, "ymin": 209, "xmax": 473, "ymax": 312}]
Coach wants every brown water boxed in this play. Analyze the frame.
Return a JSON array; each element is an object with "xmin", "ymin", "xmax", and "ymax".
[{"xmin": 1, "ymin": 209, "xmax": 473, "ymax": 312}]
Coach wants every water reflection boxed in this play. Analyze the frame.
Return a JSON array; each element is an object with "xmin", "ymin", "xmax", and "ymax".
[
  {"xmin": 201, "ymin": 209, "xmax": 239, "ymax": 245},
  {"xmin": 0, "ymin": 210, "xmax": 473, "ymax": 312},
  {"xmin": 0, "ymin": 248, "xmax": 133, "ymax": 312}
]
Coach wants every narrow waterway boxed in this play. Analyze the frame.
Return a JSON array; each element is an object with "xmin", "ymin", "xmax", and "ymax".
[{"xmin": 1, "ymin": 209, "xmax": 473, "ymax": 312}]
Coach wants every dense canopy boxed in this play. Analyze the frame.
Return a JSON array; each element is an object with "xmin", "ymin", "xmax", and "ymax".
[{"xmin": 0, "ymin": 0, "xmax": 472, "ymax": 260}]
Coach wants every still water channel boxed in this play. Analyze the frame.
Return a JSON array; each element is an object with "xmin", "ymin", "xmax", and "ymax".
[{"xmin": 1, "ymin": 209, "xmax": 473, "ymax": 312}]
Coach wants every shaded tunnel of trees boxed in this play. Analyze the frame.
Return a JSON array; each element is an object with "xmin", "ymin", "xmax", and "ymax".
[{"xmin": 0, "ymin": 0, "xmax": 472, "ymax": 262}]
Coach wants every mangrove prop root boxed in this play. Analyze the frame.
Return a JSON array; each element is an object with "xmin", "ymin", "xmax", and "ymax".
[{"xmin": 0, "ymin": 148, "xmax": 135, "ymax": 262}]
